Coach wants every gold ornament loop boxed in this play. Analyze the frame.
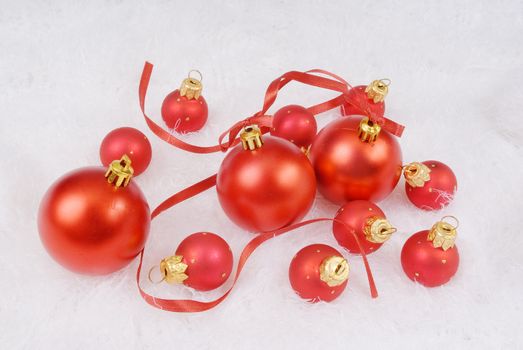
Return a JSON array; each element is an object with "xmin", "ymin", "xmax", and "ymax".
[
  {"xmin": 364, "ymin": 216, "xmax": 397, "ymax": 244},
  {"xmin": 105, "ymin": 154, "xmax": 134, "ymax": 188},
  {"xmin": 148, "ymin": 265, "xmax": 166, "ymax": 284},
  {"xmin": 319, "ymin": 256, "xmax": 349, "ymax": 287},
  {"xmin": 180, "ymin": 70, "xmax": 203, "ymax": 100},
  {"xmin": 427, "ymin": 216, "xmax": 459, "ymax": 251},
  {"xmin": 441, "ymin": 215, "xmax": 460, "ymax": 230},
  {"xmin": 358, "ymin": 117, "xmax": 381, "ymax": 143},
  {"xmin": 159, "ymin": 255, "xmax": 189, "ymax": 284},
  {"xmin": 365, "ymin": 79, "xmax": 390, "ymax": 103},
  {"xmin": 403, "ymin": 162, "xmax": 431, "ymax": 187},
  {"xmin": 188, "ymin": 69, "xmax": 203, "ymax": 83},
  {"xmin": 240, "ymin": 125, "xmax": 263, "ymax": 150}
]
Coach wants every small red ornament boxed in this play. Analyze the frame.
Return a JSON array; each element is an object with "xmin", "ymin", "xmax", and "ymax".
[
  {"xmin": 38, "ymin": 156, "xmax": 150, "ymax": 275},
  {"xmin": 289, "ymin": 244, "xmax": 349, "ymax": 302},
  {"xmin": 341, "ymin": 79, "xmax": 389, "ymax": 118},
  {"xmin": 403, "ymin": 161, "xmax": 457, "ymax": 210},
  {"xmin": 310, "ymin": 116, "xmax": 402, "ymax": 204},
  {"xmin": 100, "ymin": 127, "xmax": 152, "ymax": 176},
  {"xmin": 270, "ymin": 104, "xmax": 317, "ymax": 149},
  {"xmin": 401, "ymin": 217, "xmax": 460, "ymax": 287},
  {"xmin": 217, "ymin": 125, "xmax": 316, "ymax": 233},
  {"xmin": 161, "ymin": 71, "xmax": 208, "ymax": 133},
  {"xmin": 151, "ymin": 232, "xmax": 233, "ymax": 291},
  {"xmin": 333, "ymin": 200, "xmax": 396, "ymax": 255}
]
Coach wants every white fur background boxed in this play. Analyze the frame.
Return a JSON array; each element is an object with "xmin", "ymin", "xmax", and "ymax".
[{"xmin": 1, "ymin": 1, "xmax": 522, "ymax": 349}]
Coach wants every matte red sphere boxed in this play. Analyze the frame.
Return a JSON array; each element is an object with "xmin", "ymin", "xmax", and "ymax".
[
  {"xmin": 341, "ymin": 85, "xmax": 385, "ymax": 118},
  {"xmin": 310, "ymin": 116, "xmax": 402, "ymax": 204},
  {"xmin": 38, "ymin": 167, "xmax": 150, "ymax": 275},
  {"xmin": 405, "ymin": 161, "xmax": 457, "ymax": 210},
  {"xmin": 289, "ymin": 244, "xmax": 348, "ymax": 302},
  {"xmin": 216, "ymin": 136, "xmax": 316, "ymax": 233},
  {"xmin": 161, "ymin": 90, "xmax": 208, "ymax": 133},
  {"xmin": 271, "ymin": 105, "xmax": 317, "ymax": 148},
  {"xmin": 333, "ymin": 200, "xmax": 387, "ymax": 255},
  {"xmin": 401, "ymin": 230, "xmax": 459, "ymax": 287},
  {"xmin": 100, "ymin": 127, "xmax": 152, "ymax": 176},
  {"xmin": 176, "ymin": 232, "xmax": 233, "ymax": 291}
]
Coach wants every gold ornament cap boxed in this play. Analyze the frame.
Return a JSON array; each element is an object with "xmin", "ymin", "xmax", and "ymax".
[
  {"xmin": 427, "ymin": 216, "xmax": 459, "ymax": 251},
  {"xmin": 404, "ymin": 162, "xmax": 431, "ymax": 187},
  {"xmin": 364, "ymin": 216, "xmax": 397, "ymax": 244},
  {"xmin": 358, "ymin": 117, "xmax": 381, "ymax": 143},
  {"xmin": 365, "ymin": 79, "xmax": 390, "ymax": 103},
  {"xmin": 159, "ymin": 255, "xmax": 189, "ymax": 284},
  {"xmin": 240, "ymin": 125, "xmax": 263, "ymax": 150},
  {"xmin": 105, "ymin": 154, "xmax": 134, "ymax": 188},
  {"xmin": 319, "ymin": 256, "xmax": 349, "ymax": 287},
  {"xmin": 179, "ymin": 70, "xmax": 203, "ymax": 100}
]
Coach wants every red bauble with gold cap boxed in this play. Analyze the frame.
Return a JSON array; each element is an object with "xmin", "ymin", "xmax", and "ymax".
[{"xmin": 270, "ymin": 104, "xmax": 317, "ymax": 149}]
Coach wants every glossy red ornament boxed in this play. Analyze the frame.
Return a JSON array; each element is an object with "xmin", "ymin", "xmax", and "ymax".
[
  {"xmin": 401, "ymin": 218, "xmax": 460, "ymax": 287},
  {"xmin": 289, "ymin": 244, "xmax": 349, "ymax": 302},
  {"xmin": 100, "ymin": 127, "xmax": 152, "ymax": 176},
  {"xmin": 404, "ymin": 160, "xmax": 457, "ymax": 210},
  {"xmin": 340, "ymin": 81, "xmax": 386, "ymax": 119},
  {"xmin": 310, "ymin": 116, "xmax": 402, "ymax": 204},
  {"xmin": 217, "ymin": 127, "xmax": 316, "ymax": 233},
  {"xmin": 38, "ymin": 162, "xmax": 150, "ymax": 275},
  {"xmin": 270, "ymin": 105, "xmax": 317, "ymax": 149},
  {"xmin": 333, "ymin": 200, "xmax": 396, "ymax": 255}
]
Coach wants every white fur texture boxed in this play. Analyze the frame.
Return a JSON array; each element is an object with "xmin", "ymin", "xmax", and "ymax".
[{"xmin": 1, "ymin": 1, "xmax": 522, "ymax": 349}]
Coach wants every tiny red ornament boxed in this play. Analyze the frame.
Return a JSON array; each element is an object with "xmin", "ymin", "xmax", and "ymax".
[
  {"xmin": 38, "ymin": 156, "xmax": 150, "ymax": 275},
  {"xmin": 217, "ymin": 125, "xmax": 316, "ymax": 233},
  {"xmin": 310, "ymin": 116, "xmax": 402, "ymax": 204},
  {"xmin": 333, "ymin": 200, "xmax": 396, "ymax": 255},
  {"xmin": 154, "ymin": 232, "xmax": 233, "ymax": 291},
  {"xmin": 401, "ymin": 217, "xmax": 460, "ymax": 287},
  {"xmin": 289, "ymin": 244, "xmax": 349, "ymax": 302},
  {"xmin": 341, "ymin": 79, "xmax": 389, "ymax": 119},
  {"xmin": 403, "ymin": 160, "xmax": 457, "ymax": 210},
  {"xmin": 270, "ymin": 104, "xmax": 317, "ymax": 149},
  {"xmin": 100, "ymin": 127, "xmax": 152, "ymax": 176},
  {"xmin": 161, "ymin": 71, "xmax": 208, "ymax": 133}
]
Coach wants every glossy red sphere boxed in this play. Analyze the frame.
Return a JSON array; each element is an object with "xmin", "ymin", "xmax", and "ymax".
[
  {"xmin": 341, "ymin": 85, "xmax": 385, "ymax": 118},
  {"xmin": 405, "ymin": 160, "xmax": 457, "ymax": 210},
  {"xmin": 333, "ymin": 200, "xmax": 388, "ymax": 255},
  {"xmin": 289, "ymin": 244, "xmax": 348, "ymax": 302},
  {"xmin": 161, "ymin": 90, "xmax": 208, "ymax": 133},
  {"xmin": 271, "ymin": 105, "xmax": 317, "ymax": 148},
  {"xmin": 217, "ymin": 136, "xmax": 316, "ymax": 233},
  {"xmin": 176, "ymin": 232, "xmax": 233, "ymax": 291},
  {"xmin": 401, "ymin": 230, "xmax": 459, "ymax": 287},
  {"xmin": 38, "ymin": 167, "xmax": 150, "ymax": 275},
  {"xmin": 100, "ymin": 127, "xmax": 152, "ymax": 176}
]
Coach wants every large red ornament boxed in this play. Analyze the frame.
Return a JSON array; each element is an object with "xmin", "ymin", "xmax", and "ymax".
[
  {"xmin": 403, "ymin": 160, "xmax": 457, "ymax": 210},
  {"xmin": 289, "ymin": 244, "xmax": 349, "ymax": 302},
  {"xmin": 401, "ymin": 217, "xmax": 460, "ymax": 287},
  {"xmin": 310, "ymin": 116, "xmax": 402, "ymax": 204},
  {"xmin": 100, "ymin": 127, "xmax": 152, "ymax": 176},
  {"xmin": 38, "ymin": 156, "xmax": 150, "ymax": 275},
  {"xmin": 161, "ymin": 71, "xmax": 208, "ymax": 133},
  {"xmin": 217, "ymin": 125, "xmax": 316, "ymax": 233},
  {"xmin": 341, "ymin": 80, "xmax": 389, "ymax": 119},
  {"xmin": 333, "ymin": 200, "xmax": 396, "ymax": 255},
  {"xmin": 270, "ymin": 104, "xmax": 317, "ymax": 149}
]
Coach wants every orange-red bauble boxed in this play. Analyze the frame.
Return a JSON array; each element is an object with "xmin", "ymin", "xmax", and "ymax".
[
  {"xmin": 333, "ymin": 200, "xmax": 396, "ymax": 255},
  {"xmin": 38, "ymin": 156, "xmax": 150, "ymax": 275},
  {"xmin": 216, "ymin": 125, "xmax": 316, "ymax": 233},
  {"xmin": 270, "ymin": 105, "xmax": 317, "ymax": 149},
  {"xmin": 310, "ymin": 116, "xmax": 402, "ymax": 204},
  {"xmin": 340, "ymin": 80, "xmax": 388, "ymax": 119},
  {"xmin": 289, "ymin": 244, "xmax": 349, "ymax": 302}
]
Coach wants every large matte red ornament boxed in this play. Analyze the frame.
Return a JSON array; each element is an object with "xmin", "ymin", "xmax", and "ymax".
[
  {"xmin": 270, "ymin": 104, "xmax": 317, "ymax": 149},
  {"xmin": 217, "ymin": 126, "xmax": 316, "ymax": 233},
  {"xmin": 340, "ymin": 80, "xmax": 388, "ymax": 119},
  {"xmin": 310, "ymin": 116, "xmax": 402, "ymax": 204},
  {"xmin": 38, "ymin": 156, "xmax": 150, "ymax": 275},
  {"xmin": 289, "ymin": 244, "xmax": 349, "ymax": 302},
  {"xmin": 404, "ymin": 160, "xmax": 457, "ymax": 210},
  {"xmin": 333, "ymin": 200, "xmax": 396, "ymax": 255},
  {"xmin": 401, "ymin": 217, "xmax": 460, "ymax": 287},
  {"xmin": 100, "ymin": 127, "xmax": 152, "ymax": 176}
]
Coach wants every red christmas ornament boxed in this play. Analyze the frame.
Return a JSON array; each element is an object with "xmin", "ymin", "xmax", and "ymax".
[
  {"xmin": 100, "ymin": 127, "xmax": 152, "ymax": 176},
  {"xmin": 161, "ymin": 71, "xmax": 208, "ymax": 133},
  {"xmin": 270, "ymin": 104, "xmax": 317, "ymax": 149},
  {"xmin": 38, "ymin": 156, "xmax": 150, "ymax": 275},
  {"xmin": 401, "ymin": 217, "xmax": 460, "ymax": 287},
  {"xmin": 289, "ymin": 244, "xmax": 349, "ymax": 302},
  {"xmin": 151, "ymin": 232, "xmax": 233, "ymax": 291},
  {"xmin": 403, "ymin": 160, "xmax": 457, "ymax": 210},
  {"xmin": 333, "ymin": 200, "xmax": 396, "ymax": 255},
  {"xmin": 310, "ymin": 116, "xmax": 402, "ymax": 204},
  {"xmin": 340, "ymin": 79, "xmax": 389, "ymax": 118},
  {"xmin": 217, "ymin": 125, "xmax": 316, "ymax": 233}
]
